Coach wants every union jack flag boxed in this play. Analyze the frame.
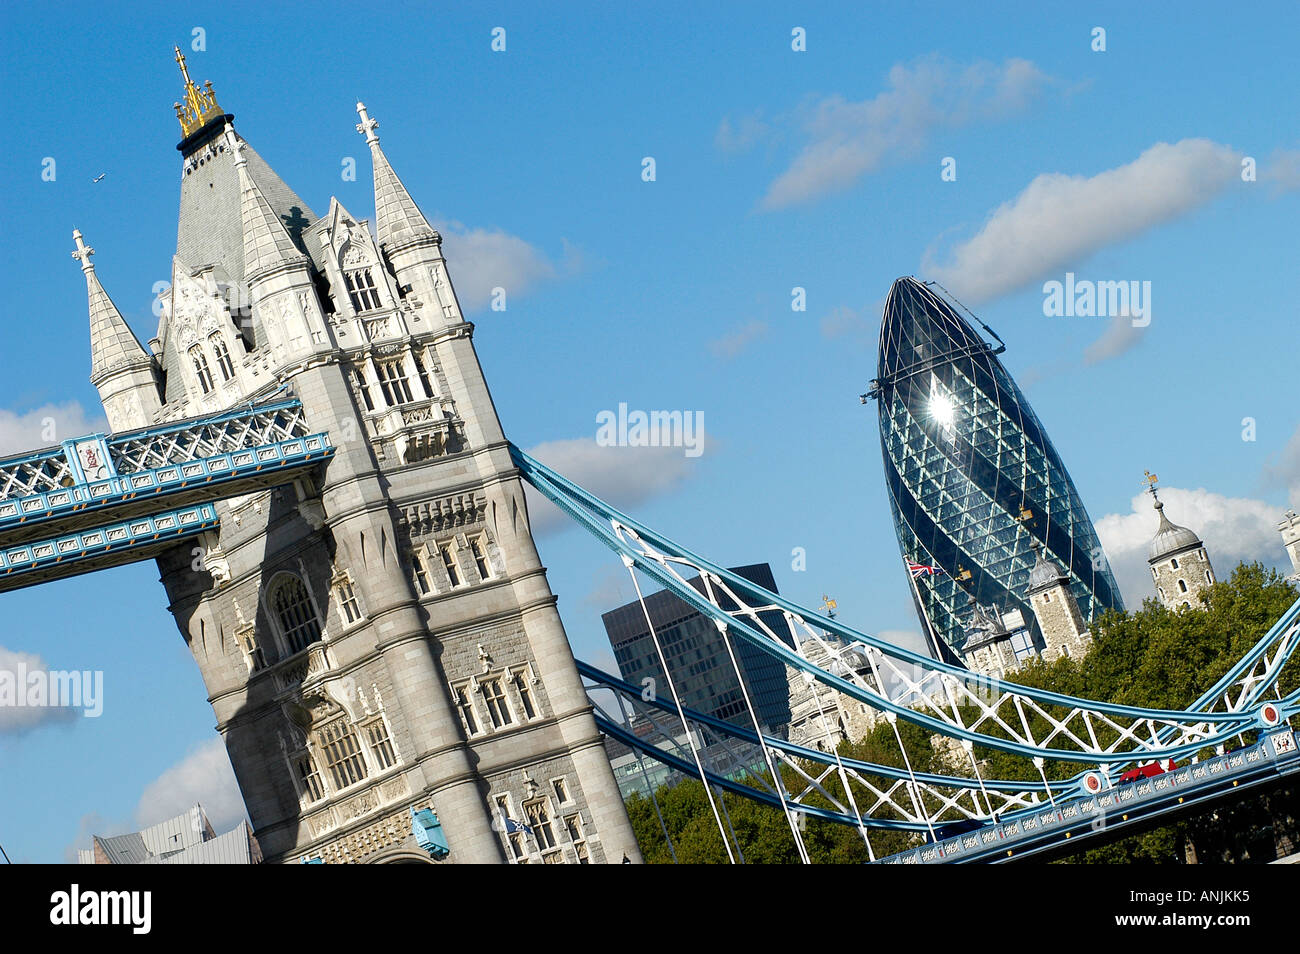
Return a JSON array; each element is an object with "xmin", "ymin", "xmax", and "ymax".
[{"xmin": 907, "ymin": 560, "xmax": 944, "ymax": 579}]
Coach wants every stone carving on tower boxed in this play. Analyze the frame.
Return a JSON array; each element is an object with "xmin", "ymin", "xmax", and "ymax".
[
  {"xmin": 70, "ymin": 51, "xmax": 641, "ymax": 864},
  {"xmin": 1144, "ymin": 473, "xmax": 1216, "ymax": 612}
]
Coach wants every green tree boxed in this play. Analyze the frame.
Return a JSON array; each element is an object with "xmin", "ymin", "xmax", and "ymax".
[{"xmin": 621, "ymin": 563, "xmax": 1299, "ymax": 863}]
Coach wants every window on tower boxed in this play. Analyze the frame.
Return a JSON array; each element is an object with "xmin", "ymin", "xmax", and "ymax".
[
  {"xmin": 364, "ymin": 718, "xmax": 396, "ymax": 770},
  {"xmin": 210, "ymin": 333, "xmax": 235, "ymax": 382},
  {"xmin": 345, "ymin": 268, "xmax": 381, "ymax": 312},
  {"xmin": 350, "ymin": 367, "xmax": 375, "ymax": 412},
  {"xmin": 411, "ymin": 547, "xmax": 433, "ymax": 595},
  {"xmin": 317, "ymin": 719, "xmax": 369, "ymax": 790},
  {"xmin": 480, "ymin": 677, "xmax": 513, "ymax": 729},
  {"xmin": 469, "ymin": 534, "xmax": 493, "ymax": 580},
  {"xmin": 334, "ymin": 575, "xmax": 362, "ymax": 624},
  {"xmin": 294, "ymin": 753, "xmax": 326, "ymax": 804},
  {"xmin": 411, "ymin": 348, "xmax": 435, "ymax": 397},
  {"xmin": 271, "ymin": 574, "xmax": 323, "ymax": 655},
  {"xmin": 511, "ymin": 667, "xmax": 537, "ymax": 720},
  {"xmin": 440, "ymin": 542, "xmax": 462, "ymax": 587},
  {"xmin": 189, "ymin": 345, "xmax": 215, "ymax": 394},
  {"xmin": 454, "ymin": 682, "xmax": 480, "ymax": 735},
  {"xmin": 375, "ymin": 357, "xmax": 415, "ymax": 406}
]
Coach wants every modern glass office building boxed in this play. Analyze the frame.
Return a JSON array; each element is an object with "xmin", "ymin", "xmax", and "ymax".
[
  {"xmin": 869, "ymin": 277, "xmax": 1124, "ymax": 660},
  {"xmin": 602, "ymin": 563, "xmax": 795, "ymax": 730}
]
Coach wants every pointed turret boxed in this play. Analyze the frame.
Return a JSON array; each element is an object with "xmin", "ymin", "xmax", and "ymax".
[
  {"xmin": 220, "ymin": 124, "xmax": 331, "ymax": 373},
  {"xmin": 72, "ymin": 230, "xmax": 162, "ymax": 431},
  {"xmin": 355, "ymin": 102, "xmax": 438, "ymax": 250},
  {"xmin": 225, "ymin": 125, "xmax": 308, "ymax": 280}
]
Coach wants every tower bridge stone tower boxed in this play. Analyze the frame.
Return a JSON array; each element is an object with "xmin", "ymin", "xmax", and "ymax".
[{"xmin": 74, "ymin": 52, "xmax": 639, "ymax": 864}]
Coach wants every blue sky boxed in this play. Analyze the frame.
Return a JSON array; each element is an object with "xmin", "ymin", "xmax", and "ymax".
[{"xmin": 1, "ymin": 1, "xmax": 1297, "ymax": 862}]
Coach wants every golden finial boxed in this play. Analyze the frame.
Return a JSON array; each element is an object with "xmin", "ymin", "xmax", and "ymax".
[
  {"xmin": 174, "ymin": 46, "xmax": 193, "ymax": 85},
  {"xmin": 172, "ymin": 45, "xmax": 224, "ymax": 137}
]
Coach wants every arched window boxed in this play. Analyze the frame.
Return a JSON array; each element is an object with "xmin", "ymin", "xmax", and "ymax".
[
  {"xmin": 190, "ymin": 345, "xmax": 215, "ymax": 394},
  {"xmin": 210, "ymin": 333, "xmax": 235, "ymax": 381},
  {"xmin": 1171, "ymin": 557, "xmax": 1179, "ymax": 570},
  {"xmin": 345, "ymin": 268, "xmax": 381, "ymax": 312},
  {"xmin": 1205, "ymin": 570, "xmax": 1212, "ymax": 585},
  {"xmin": 1178, "ymin": 578, "xmax": 1188, "ymax": 593},
  {"xmin": 272, "ymin": 575, "xmax": 323, "ymax": 655}
]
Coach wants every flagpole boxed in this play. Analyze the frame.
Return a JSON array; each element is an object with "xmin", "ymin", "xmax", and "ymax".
[{"xmin": 907, "ymin": 559, "xmax": 947, "ymax": 662}]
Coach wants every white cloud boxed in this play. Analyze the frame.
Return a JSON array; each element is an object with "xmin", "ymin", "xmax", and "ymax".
[
  {"xmin": 1083, "ymin": 314, "xmax": 1149, "ymax": 365},
  {"xmin": 0, "ymin": 401, "xmax": 106, "ymax": 457},
  {"xmin": 1262, "ymin": 147, "xmax": 1300, "ymax": 194},
  {"xmin": 1263, "ymin": 423, "xmax": 1300, "ymax": 509},
  {"xmin": 761, "ymin": 57, "xmax": 1054, "ymax": 209},
  {"xmin": 708, "ymin": 320, "xmax": 768, "ymax": 358},
  {"xmin": 0, "ymin": 645, "xmax": 78, "ymax": 734},
  {"xmin": 134, "ymin": 737, "xmax": 248, "ymax": 835},
  {"xmin": 1096, "ymin": 487, "xmax": 1287, "ymax": 607},
  {"xmin": 819, "ymin": 299, "xmax": 886, "ymax": 344},
  {"xmin": 924, "ymin": 139, "xmax": 1242, "ymax": 303},
  {"xmin": 523, "ymin": 437, "xmax": 706, "ymax": 535},
  {"xmin": 715, "ymin": 112, "xmax": 774, "ymax": 153},
  {"xmin": 435, "ymin": 220, "xmax": 561, "ymax": 312},
  {"xmin": 583, "ymin": 565, "xmax": 638, "ymax": 611}
]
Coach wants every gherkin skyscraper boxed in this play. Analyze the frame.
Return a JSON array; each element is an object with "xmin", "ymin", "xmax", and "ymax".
[{"xmin": 869, "ymin": 278, "xmax": 1124, "ymax": 661}]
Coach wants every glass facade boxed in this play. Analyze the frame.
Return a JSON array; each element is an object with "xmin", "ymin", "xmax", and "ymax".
[
  {"xmin": 871, "ymin": 278, "xmax": 1124, "ymax": 659},
  {"xmin": 602, "ymin": 563, "xmax": 795, "ymax": 730}
]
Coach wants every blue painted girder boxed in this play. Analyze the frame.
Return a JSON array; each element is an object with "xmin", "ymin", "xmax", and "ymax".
[
  {"xmin": 0, "ymin": 425, "xmax": 332, "ymax": 547},
  {"xmin": 0, "ymin": 502, "xmax": 220, "ymax": 593},
  {"xmin": 881, "ymin": 728, "xmax": 1300, "ymax": 864}
]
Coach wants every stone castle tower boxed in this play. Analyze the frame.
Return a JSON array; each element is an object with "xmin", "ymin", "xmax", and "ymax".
[
  {"xmin": 73, "ymin": 50, "xmax": 639, "ymax": 864},
  {"xmin": 1024, "ymin": 542, "xmax": 1091, "ymax": 661},
  {"xmin": 1279, "ymin": 510, "xmax": 1300, "ymax": 583},
  {"xmin": 785, "ymin": 636, "xmax": 880, "ymax": 750},
  {"xmin": 958, "ymin": 597, "xmax": 1019, "ymax": 678},
  {"xmin": 1147, "ymin": 484, "xmax": 1216, "ymax": 612}
]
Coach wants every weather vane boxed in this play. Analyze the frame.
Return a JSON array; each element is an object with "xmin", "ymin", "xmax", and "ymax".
[{"xmin": 1144, "ymin": 470, "xmax": 1160, "ymax": 499}]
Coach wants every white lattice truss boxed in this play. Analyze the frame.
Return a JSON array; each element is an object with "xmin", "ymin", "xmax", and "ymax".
[
  {"xmin": 108, "ymin": 403, "xmax": 310, "ymax": 474},
  {"xmin": 0, "ymin": 402, "xmax": 313, "ymax": 503},
  {"xmin": 602, "ymin": 679, "xmax": 1047, "ymax": 831},
  {"xmin": 606, "ymin": 519, "xmax": 1297, "ymax": 769},
  {"xmin": 0, "ymin": 450, "xmax": 75, "ymax": 500}
]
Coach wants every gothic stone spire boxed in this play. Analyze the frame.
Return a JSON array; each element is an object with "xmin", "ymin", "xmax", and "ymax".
[
  {"xmin": 356, "ymin": 102, "xmax": 438, "ymax": 250},
  {"xmin": 224, "ymin": 124, "xmax": 307, "ymax": 280},
  {"xmin": 73, "ymin": 229, "xmax": 154, "ymax": 385}
]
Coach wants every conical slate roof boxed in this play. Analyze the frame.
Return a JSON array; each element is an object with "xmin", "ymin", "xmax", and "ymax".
[
  {"xmin": 176, "ymin": 127, "xmax": 316, "ymax": 285},
  {"xmin": 233, "ymin": 137, "xmax": 308, "ymax": 278},
  {"xmin": 371, "ymin": 143, "xmax": 437, "ymax": 249},
  {"xmin": 1026, "ymin": 542, "xmax": 1070, "ymax": 594},
  {"xmin": 87, "ymin": 270, "xmax": 152, "ymax": 382},
  {"xmin": 1148, "ymin": 498, "xmax": 1203, "ymax": 562}
]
